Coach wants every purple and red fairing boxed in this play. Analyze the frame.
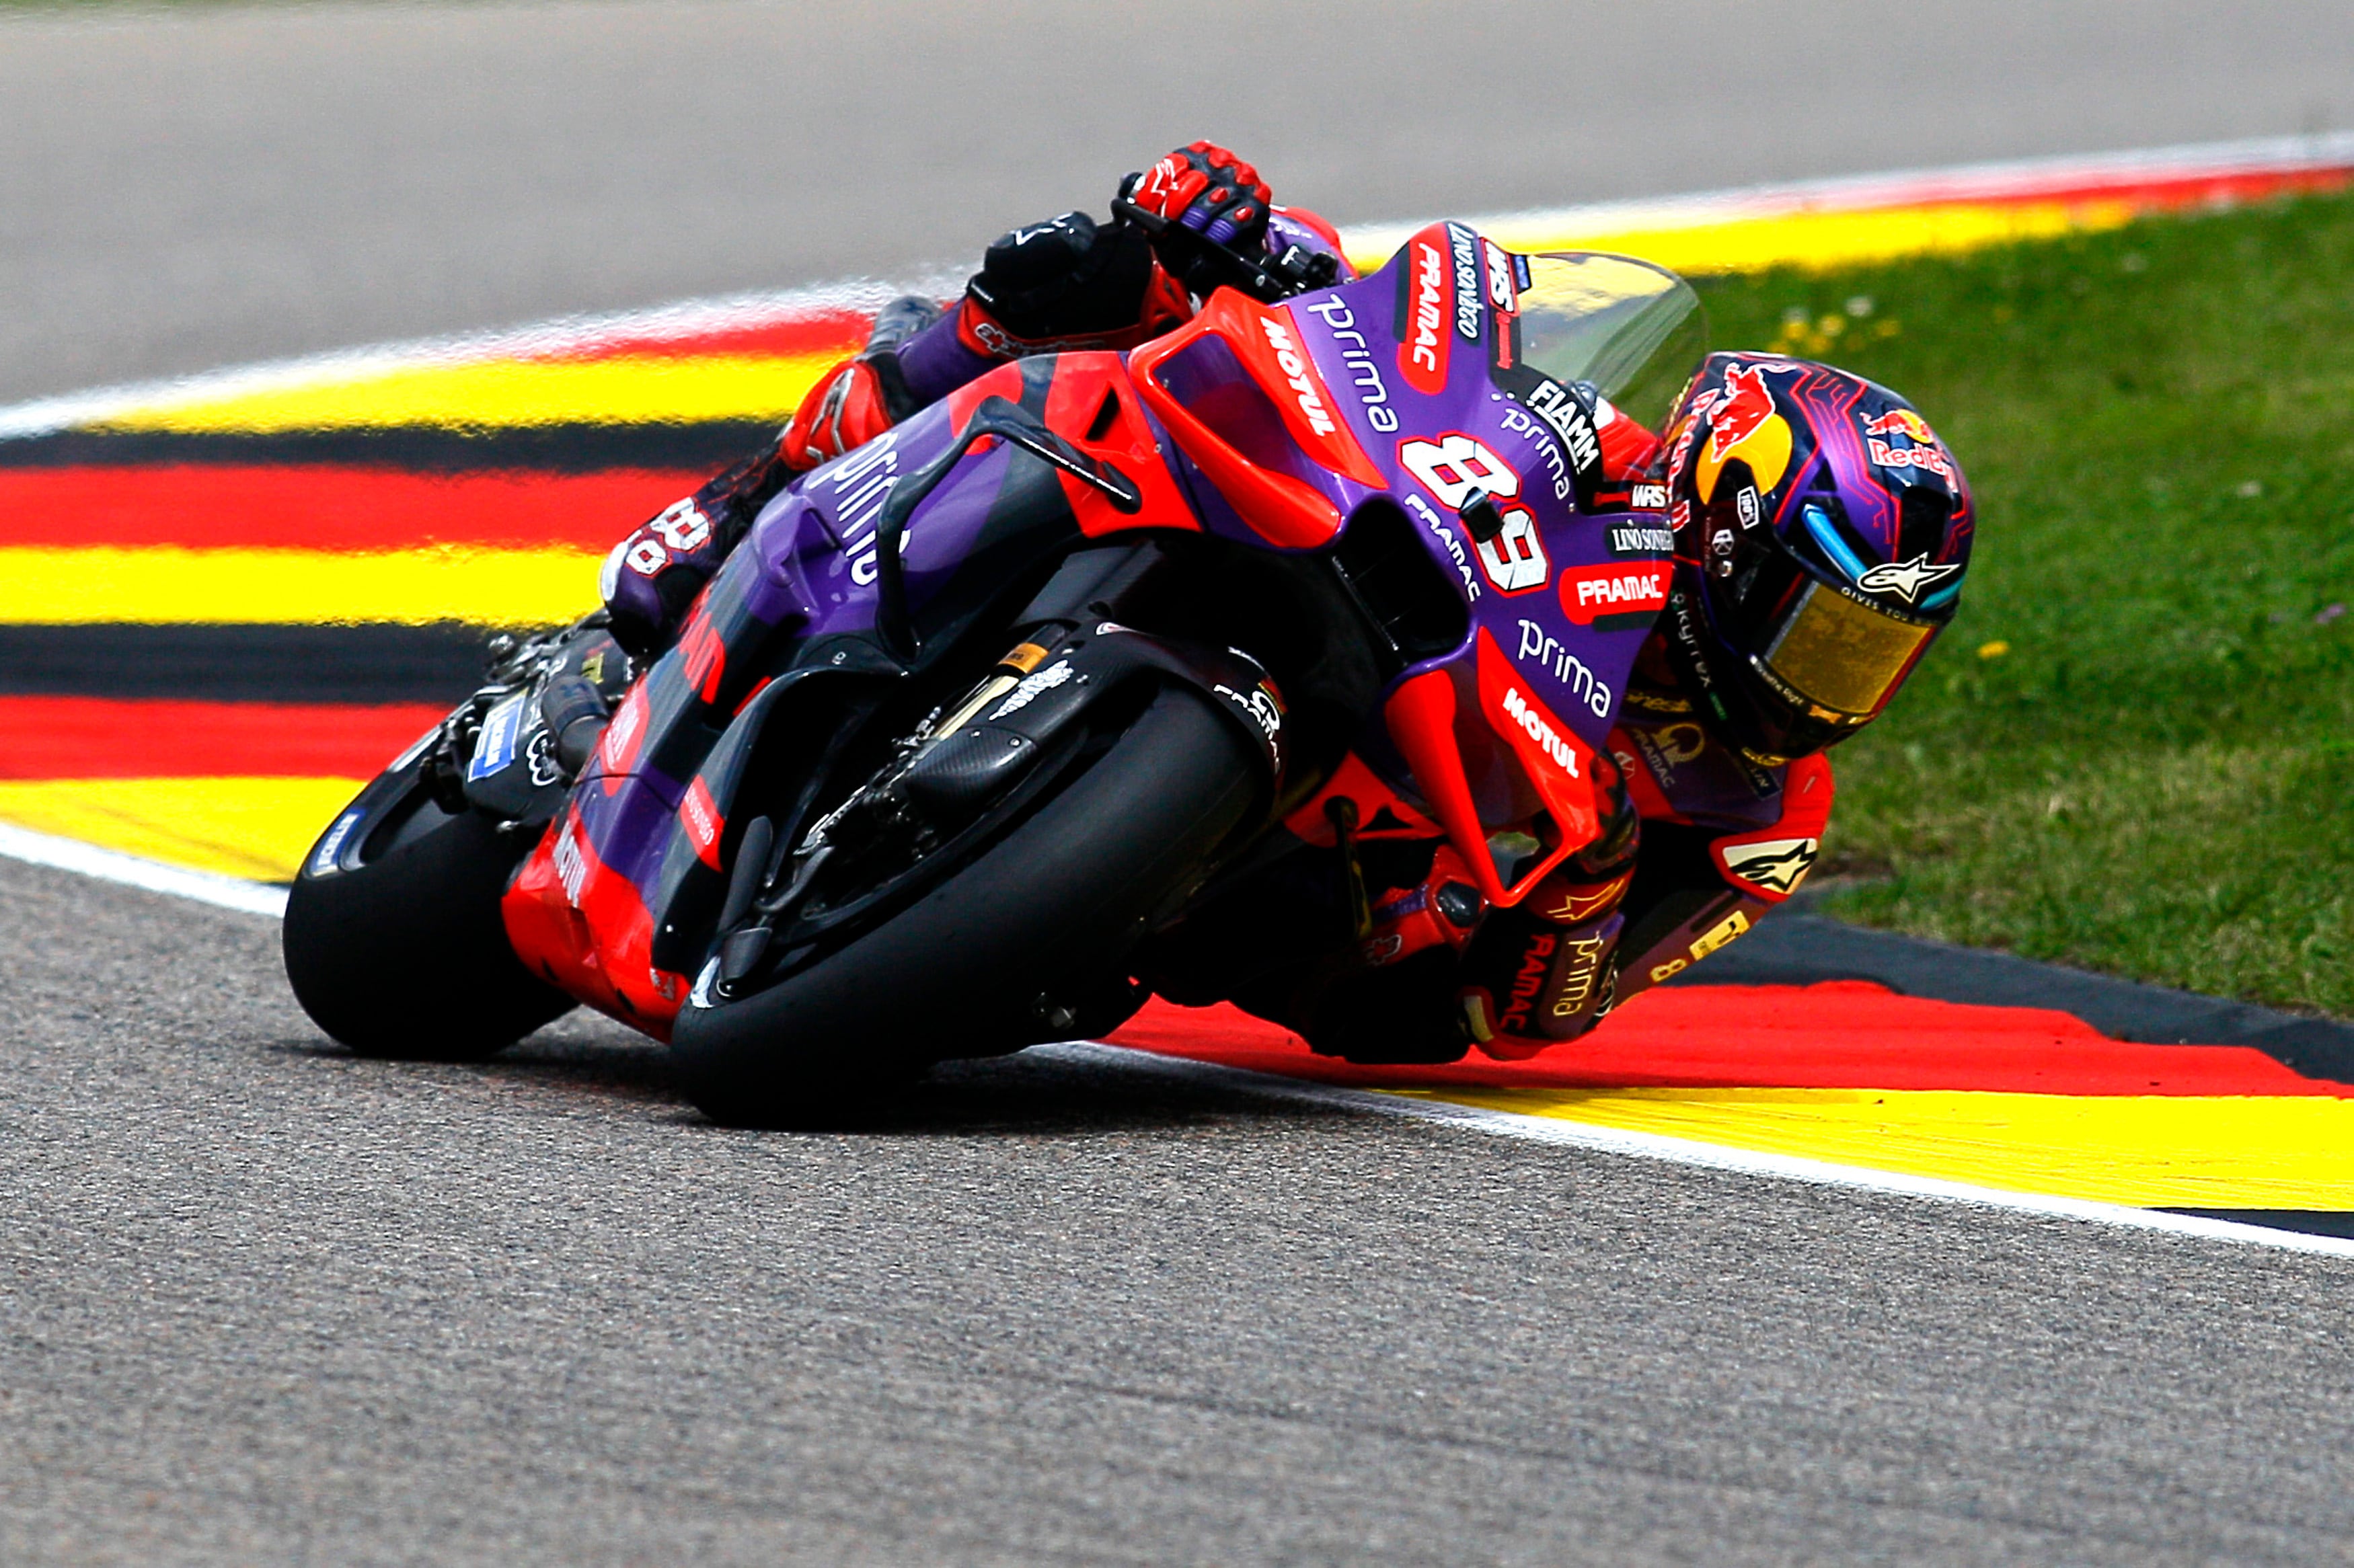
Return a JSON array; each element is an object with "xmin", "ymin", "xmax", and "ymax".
[{"xmin": 502, "ymin": 225, "xmax": 1699, "ymax": 1037}]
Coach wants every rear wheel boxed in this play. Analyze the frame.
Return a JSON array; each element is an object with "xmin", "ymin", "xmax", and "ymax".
[
  {"xmin": 671, "ymin": 682, "xmax": 1259, "ymax": 1126},
  {"xmin": 283, "ymin": 777, "xmax": 575, "ymax": 1060}
]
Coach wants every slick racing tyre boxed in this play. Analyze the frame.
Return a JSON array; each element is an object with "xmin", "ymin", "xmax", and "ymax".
[
  {"xmin": 284, "ymin": 775, "xmax": 575, "ymax": 1061},
  {"xmin": 671, "ymin": 682, "xmax": 1260, "ymax": 1127}
]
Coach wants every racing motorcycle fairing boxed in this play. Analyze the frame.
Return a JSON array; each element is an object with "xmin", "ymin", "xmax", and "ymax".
[
  {"xmin": 1238, "ymin": 227, "xmax": 1696, "ymax": 903},
  {"xmin": 1130, "ymin": 286, "xmax": 1388, "ymax": 549},
  {"xmin": 494, "ymin": 225, "xmax": 1710, "ymax": 1037}
]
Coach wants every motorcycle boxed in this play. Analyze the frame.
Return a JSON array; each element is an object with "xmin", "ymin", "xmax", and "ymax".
[{"xmin": 282, "ymin": 219, "xmax": 1708, "ymax": 1125}]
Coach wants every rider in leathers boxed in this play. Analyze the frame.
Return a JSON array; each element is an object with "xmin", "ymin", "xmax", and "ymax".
[{"xmin": 594, "ymin": 144, "xmax": 1973, "ymax": 1065}]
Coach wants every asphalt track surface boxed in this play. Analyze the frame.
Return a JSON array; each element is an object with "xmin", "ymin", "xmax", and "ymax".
[
  {"xmin": 12, "ymin": 3, "xmax": 2354, "ymax": 1562},
  {"xmin": 9, "ymin": 0, "xmax": 2354, "ymax": 402},
  {"xmin": 9, "ymin": 854, "xmax": 2354, "ymax": 1566}
]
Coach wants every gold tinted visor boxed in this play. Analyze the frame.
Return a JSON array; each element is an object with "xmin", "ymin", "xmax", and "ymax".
[{"xmin": 1761, "ymin": 581, "xmax": 1934, "ymax": 717}]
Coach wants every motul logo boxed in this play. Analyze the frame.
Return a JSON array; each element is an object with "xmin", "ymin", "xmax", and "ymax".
[
  {"xmin": 554, "ymin": 822, "xmax": 589, "ymax": 907},
  {"xmin": 1258, "ymin": 316, "xmax": 1337, "ymax": 437},
  {"xmin": 1499, "ymin": 685, "xmax": 1581, "ymax": 779}
]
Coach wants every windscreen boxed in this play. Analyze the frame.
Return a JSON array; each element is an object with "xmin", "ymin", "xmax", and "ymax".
[{"xmin": 1516, "ymin": 253, "xmax": 1708, "ymax": 432}]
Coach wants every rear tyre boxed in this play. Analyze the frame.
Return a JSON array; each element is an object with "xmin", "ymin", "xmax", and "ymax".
[
  {"xmin": 284, "ymin": 782, "xmax": 575, "ymax": 1060},
  {"xmin": 671, "ymin": 682, "xmax": 1258, "ymax": 1126}
]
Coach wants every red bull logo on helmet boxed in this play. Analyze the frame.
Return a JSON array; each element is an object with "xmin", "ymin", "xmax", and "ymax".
[
  {"xmin": 1693, "ymin": 362, "xmax": 1795, "ymax": 502},
  {"xmin": 1861, "ymin": 405, "xmax": 1954, "ymax": 478},
  {"xmin": 1862, "ymin": 407, "xmax": 1938, "ymax": 444}
]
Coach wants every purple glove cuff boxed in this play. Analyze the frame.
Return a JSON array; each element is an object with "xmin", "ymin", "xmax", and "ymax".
[{"xmin": 893, "ymin": 307, "xmax": 999, "ymax": 404}]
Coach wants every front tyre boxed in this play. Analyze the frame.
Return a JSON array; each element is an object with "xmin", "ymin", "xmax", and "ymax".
[
  {"xmin": 284, "ymin": 778, "xmax": 575, "ymax": 1060},
  {"xmin": 671, "ymin": 682, "xmax": 1260, "ymax": 1126}
]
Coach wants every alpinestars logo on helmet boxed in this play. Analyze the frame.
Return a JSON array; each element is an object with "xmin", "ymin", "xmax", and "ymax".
[{"xmin": 1857, "ymin": 555, "xmax": 1962, "ymax": 604}]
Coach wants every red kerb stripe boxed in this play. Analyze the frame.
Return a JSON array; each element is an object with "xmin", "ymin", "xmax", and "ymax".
[
  {"xmin": 0, "ymin": 467, "xmax": 700, "ymax": 551},
  {"xmin": 1108, "ymin": 988, "xmax": 2350, "ymax": 1096},
  {"xmin": 0, "ymin": 696, "xmax": 446, "ymax": 779}
]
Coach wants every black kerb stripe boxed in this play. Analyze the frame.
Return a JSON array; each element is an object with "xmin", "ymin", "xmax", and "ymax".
[
  {"xmin": 0, "ymin": 422, "xmax": 777, "ymax": 473},
  {"xmin": 0, "ymin": 623, "xmax": 521, "ymax": 705}
]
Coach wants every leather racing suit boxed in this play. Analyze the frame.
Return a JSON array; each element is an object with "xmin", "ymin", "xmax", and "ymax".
[{"xmin": 593, "ymin": 152, "xmax": 1831, "ymax": 1065}]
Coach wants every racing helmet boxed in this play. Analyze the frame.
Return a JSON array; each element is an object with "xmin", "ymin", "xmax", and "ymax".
[{"xmin": 1656, "ymin": 353, "xmax": 1973, "ymax": 763}]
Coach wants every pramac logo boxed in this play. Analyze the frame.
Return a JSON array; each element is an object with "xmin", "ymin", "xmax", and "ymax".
[
  {"xmin": 1559, "ymin": 562, "xmax": 1670, "ymax": 629},
  {"xmin": 1395, "ymin": 224, "xmax": 1453, "ymax": 395}
]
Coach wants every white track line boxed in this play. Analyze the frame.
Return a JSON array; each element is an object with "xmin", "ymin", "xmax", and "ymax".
[
  {"xmin": 1344, "ymin": 129, "xmax": 2354, "ymax": 258},
  {"xmin": 10, "ymin": 134, "xmax": 2354, "ymax": 1255},
  {"xmin": 1036, "ymin": 1043, "xmax": 2354, "ymax": 1263},
  {"xmin": 0, "ymin": 269, "xmax": 968, "ymax": 441},
  {"xmin": 1, "ymin": 822, "xmax": 2342, "ymax": 1262},
  {"xmin": 0, "ymin": 821, "xmax": 287, "ymax": 917},
  {"xmin": 8, "ymin": 131, "xmax": 2353, "ymax": 442}
]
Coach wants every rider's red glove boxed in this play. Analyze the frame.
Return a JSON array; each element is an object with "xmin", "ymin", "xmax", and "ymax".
[
  {"xmin": 1123, "ymin": 142, "xmax": 1274, "ymax": 296},
  {"xmin": 778, "ymin": 354, "xmax": 904, "ymax": 472},
  {"xmin": 1127, "ymin": 141, "xmax": 1272, "ymax": 246}
]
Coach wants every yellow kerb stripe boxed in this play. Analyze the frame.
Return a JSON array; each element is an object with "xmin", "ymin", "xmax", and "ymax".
[
  {"xmin": 1342, "ymin": 199, "xmax": 2141, "ymax": 276},
  {"xmin": 94, "ymin": 351, "xmax": 839, "ymax": 434},
  {"xmin": 70, "ymin": 204, "xmax": 2141, "ymax": 438},
  {"xmin": 0, "ymin": 777, "xmax": 363, "ymax": 882},
  {"xmin": 1399, "ymin": 1084, "xmax": 2354, "ymax": 1210},
  {"xmin": 0, "ymin": 546, "xmax": 603, "ymax": 625}
]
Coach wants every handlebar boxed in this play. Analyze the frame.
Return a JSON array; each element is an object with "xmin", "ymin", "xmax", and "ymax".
[{"xmin": 1110, "ymin": 196, "xmax": 1340, "ymax": 305}]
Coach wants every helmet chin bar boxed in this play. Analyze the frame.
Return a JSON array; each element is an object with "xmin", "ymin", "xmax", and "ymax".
[{"xmin": 1664, "ymin": 575, "xmax": 1888, "ymax": 767}]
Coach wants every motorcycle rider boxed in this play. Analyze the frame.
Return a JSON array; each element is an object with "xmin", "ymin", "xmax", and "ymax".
[
  {"xmin": 593, "ymin": 143, "xmax": 1975, "ymax": 1064},
  {"xmin": 1242, "ymin": 353, "xmax": 1973, "ymax": 1062},
  {"xmin": 597, "ymin": 143, "xmax": 1349, "ymax": 655}
]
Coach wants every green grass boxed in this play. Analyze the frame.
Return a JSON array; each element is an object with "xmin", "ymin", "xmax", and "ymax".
[{"xmin": 1694, "ymin": 190, "xmax": 2354, "ymax": 1014}]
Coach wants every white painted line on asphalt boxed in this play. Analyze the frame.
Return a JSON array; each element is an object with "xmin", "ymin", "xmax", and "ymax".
[
  {"xmin": 8, "ymin": 132, "xmax": 2352, "ymax": 442},
  {"xmin": 4, "ymin": 836, "xmax": 2344, "ymax": 1259},
  {"xmin": 1343, "ymin": 129, "xmax": 2354, "ymax": 258},
  {"xmin": 1038, "ymin": 1043, "xmax": 2354, "ymax": 1263},
  {"xmin": 0, "ymin": 820, "xmax": 288, "ymax": 918},
  {"xmin": 0, "ymin": 270, "xmax": 965, "ymax": 441}
]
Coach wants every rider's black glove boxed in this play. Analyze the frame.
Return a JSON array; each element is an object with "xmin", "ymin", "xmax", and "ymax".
[{"xmin": 964, "ymin": 210, "xmax": 1158, "ymax": 344}]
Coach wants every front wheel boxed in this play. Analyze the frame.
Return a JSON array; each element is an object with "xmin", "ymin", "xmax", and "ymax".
[
  {"xmin": 671, "ymin": 682, "xmax": 1261, "ymax": 1126},
  {"xmin": 284, "ymin": 775, "xmax": 576, "ymax": 1060}
]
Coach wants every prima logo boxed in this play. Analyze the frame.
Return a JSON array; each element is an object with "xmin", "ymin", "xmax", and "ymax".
[
  {"xmin": 1515, "ymin": 618, "xmax": 1612, "ymax": 718},
  {"xmin": 1300, "ymin": 297, "xmax": 1398, "ymax": 434},
  {"xmin": 831, "ymin": 430, "xmax": 905, "ymax": 587}
]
